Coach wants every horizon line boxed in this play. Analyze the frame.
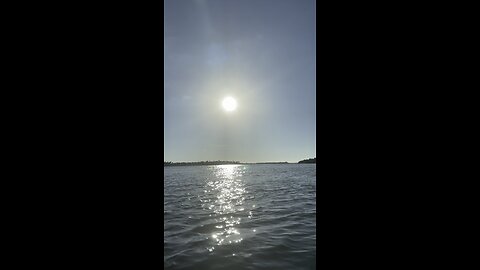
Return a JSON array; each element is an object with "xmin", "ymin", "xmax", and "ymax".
[{"xmin": 164, "ymin": 158, "xmax": 316, "ymax": 163}]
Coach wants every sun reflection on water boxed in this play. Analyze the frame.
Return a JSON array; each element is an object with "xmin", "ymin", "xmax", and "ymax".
[{"xmin": 204, "ymin": 165, "xmax": 247, "ymax": 252}]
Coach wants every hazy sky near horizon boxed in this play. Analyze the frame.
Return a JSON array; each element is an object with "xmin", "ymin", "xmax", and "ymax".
[{"xmin": 164, "ymin": 0, "xmax": 316, "ymax": 163}]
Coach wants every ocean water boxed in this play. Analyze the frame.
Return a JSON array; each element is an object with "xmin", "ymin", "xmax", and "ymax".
[{"xmin": 164, "ymin": 164, "xmax": 316, "ymax": 270}]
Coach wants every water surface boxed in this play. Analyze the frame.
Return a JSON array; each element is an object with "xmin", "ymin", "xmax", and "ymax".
[{"xmin": 164, "ymin": 164, "xmax": 316, "ymax": 270}]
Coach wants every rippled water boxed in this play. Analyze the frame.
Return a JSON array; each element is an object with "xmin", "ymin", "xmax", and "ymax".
[{"xmin": 164, "ymin": 164, "xmax": 316, "ymax": 270}]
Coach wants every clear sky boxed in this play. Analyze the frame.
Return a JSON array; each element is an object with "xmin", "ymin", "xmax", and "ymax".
[{"xmin": 164, "ymin": 0, "xmax": 316, "ymax": 163}]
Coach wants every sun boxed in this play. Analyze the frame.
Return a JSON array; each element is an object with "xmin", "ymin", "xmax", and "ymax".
[{"xmin": 222, "ymin": 97, "xmax": 237, "ymax": 112}]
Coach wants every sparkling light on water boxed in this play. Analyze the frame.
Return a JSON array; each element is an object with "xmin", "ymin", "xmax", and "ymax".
[{"xmin": 204, "ymin": 165, "xmax": 248, "ymax": 251}]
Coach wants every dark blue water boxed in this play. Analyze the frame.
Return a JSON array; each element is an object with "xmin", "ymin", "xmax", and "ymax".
[{"xmin": 164, "ymin": 164, "xmax": 316, "ymax": 270}]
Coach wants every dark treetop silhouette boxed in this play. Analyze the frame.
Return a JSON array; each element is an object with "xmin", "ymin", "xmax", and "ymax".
[{"xmin": 298, "ymin": 157, "xmax": 316, "ymax": 164}]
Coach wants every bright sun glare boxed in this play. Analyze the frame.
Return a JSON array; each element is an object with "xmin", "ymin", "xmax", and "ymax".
[{"xmin": 222, "ymin": 97, "xmax": 237, "ymax": 112}]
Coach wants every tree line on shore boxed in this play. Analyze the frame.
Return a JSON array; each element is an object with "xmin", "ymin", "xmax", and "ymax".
[
  {"xmin": 298, "ymin": 157, "xmax": 316, "ymax": 163},
  {"xmin": 164, "ymin": 158, "xmax": 316, "ymax": 166},
  {"xmin": 164, "ymin": 160, "xmax": 240, "ymax": 166}
]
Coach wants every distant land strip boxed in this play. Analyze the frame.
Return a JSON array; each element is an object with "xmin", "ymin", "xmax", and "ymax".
[
  {"xmin": 298, "ymin": 157, "xmax": 316, "ymax": 164},
  {"xmin": 164, "ymin": 161, "xmax": 240, "ymax": 166},
  {"xmin": 164, "ymin": 158, "xmax": 315, "ymax": 166}
]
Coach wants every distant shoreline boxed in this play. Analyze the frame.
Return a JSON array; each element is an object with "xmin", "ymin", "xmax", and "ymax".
[
  {"xmin": 164, "ymin": 158, "xmax": 315, "ymax": 166},
  {"xmin": 163, "ymin": 163, "xmax": 315, "ymax": 167},
  {"xmin": 164, "ymin": 162, "xmax": 288, "ymax": 166}
]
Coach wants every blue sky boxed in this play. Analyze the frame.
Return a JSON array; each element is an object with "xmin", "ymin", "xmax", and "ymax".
[{"xmin": 164, "ymin": 0, "xmax": 316, "ymax": 163}]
